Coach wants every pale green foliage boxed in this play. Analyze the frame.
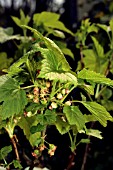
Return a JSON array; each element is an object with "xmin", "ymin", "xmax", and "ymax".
[
  {"xmin": 0, "ymin": 145, "xmax": 12, "ymax": 160},
  {"xmin": 78, "ymin": 69, "xmax": 113, "ymax": 86},
  {"xmin": 33, "ymin": 11, "xmax": 74, "ymax": 36},
  {"xmin": 12, "ymin": 160, "xmax": 23, "ymax": 169},
  {"xmin": 86, "ymin": 129, "xmax": 103, "ymax": 139},
  {"xmin": 0, "ymin": 27, "xmax": 20, "ymax": 43},
  {"xmin": 0, "ymin": 52, "xmax": 13, "ymax": 70},
  {"xmin": 12, "ymin": 9, "xmax": 30, "ymax": 28}
]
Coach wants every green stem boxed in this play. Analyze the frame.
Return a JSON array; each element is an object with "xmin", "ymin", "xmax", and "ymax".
[
  {"xmin": 95, "ymin": 86, "xmax": 107, "ymax": 99},
  {"xmin": 68, "ymin": 131, "xmax": 73, "ymax": 146},
  {"xmin": 95, "ymin": 84, "xmax": 100, "ymax": 99},
  {"xmin": 26, "ymin": 59, "xmax": 35, "ymax": 83},
  {"xmin": 21, "ymin": 84, "xmax": 36, "ymax": 90},
  {"xmin": 61, "ymin": 85, "xmax": 76, "ymax": 103}
]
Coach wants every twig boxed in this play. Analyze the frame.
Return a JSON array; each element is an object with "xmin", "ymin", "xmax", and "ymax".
[
  {"xmin": 80, "ymin": 122, "xmax": 94, "ymax": 170},
  {"xmin": 66, "ymin": 152, "xmax": 76, "ymax": 170},
  {"xmin": 11, "ymin": 135, "xmax": 20, "ymax": 161},
  {"xmin": 80, "ymin": 45, "xmax": 84, "ymax": 69}
]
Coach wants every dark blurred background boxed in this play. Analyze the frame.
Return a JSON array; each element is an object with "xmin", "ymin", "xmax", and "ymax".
[{"xmin": 0, "ymin": 0, "xmax": 113, "ymax": 170}]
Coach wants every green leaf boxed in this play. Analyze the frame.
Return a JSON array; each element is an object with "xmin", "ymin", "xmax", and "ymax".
[
  {"xmin": 40, "ymin": 71, "xmax": 77, "ymax": 85},
  {"xmin": 78, "ymin": 69, "xmax": 113, "ymax": 86},
  {"xmin": 101, "ymin": 88, "xmax": 112, "ymax": 99},
  {"xmin": 29, "ymin": 132, "xmax": 41, "ymax": 147},
  {"xmin": 8, "ymin": 49, "xmax": 38, "ymax": 75},
  {"xmin": 82, "ymin": 49, "xmax": 96, "ymax": 70},
  {"xmin": 26, "ymin": 103, "xmax": 44, "ymax": 113},
  {"xmin": 0, "ymin": 145, "xmax": 12, "ymax": 160},
  {"xmin": 17, "ymin": 116, "xmax": 41, "ymax": 146},
  {"xmin": 79, "ymin": 84, "xmax": 94, "ymax": 95},
  {"xmin": 37, "ymin": 47, "xmax": 70, "ymax": 74},
  {"xmin": 13, "ymin": 160, "xmax": 23, "ymax": 169},
  {"xmin": 84, "ymin": 114, "xmax": 97, "ymax": 123},
  {"xmin": 91, "ymin": 36, "xmax": 104, "ymax": 58},
  {"xmin": 87, "ymin": 24, "xmax": 98, "ymax": 33},
  {"xmin": 35, "ymin": 45, "xmax": 77, "ymax": 84},
  {"xmin": 81, "ymin": 101, "xmax": 112, "ymax": 127},
  {"xmin": 0, "ymin": 27, "xmax": 20, "ymax": 43},
  {"xmin": 12, "ymin": 9, "xmax": 30, "ymax": 28},
  {"xmin": 79, "ymin": 138, "xmax": 90, "ymax": 144},
  {"xmin": 45, "ymin": 21, "xmax": 74, "ymax": 36},
  {"xmin": 97, "ymin": 23, "xmax": 108, "ymax": 32},
  {"xmin": 61, "ymin": 48, "xmax": 74, "ymax": 59},
  {"xmin": 55, "ymin": 116, "xmax": 70, "ymax": 134},
  {"xmin": 33, "ymin": 12, "xmax": 60, "ymax": 26},
  {"xmin": 44, "ymin": 37, "xmax": 71, "ymax": 71},
  {"xmin": 0, "ymin": 75, "xmax": 27, "ymax": 119},
  {"xmin": 86, "ymin": 129, "xmax": 103, "ymax": 139},
  {"xmin": 63, "ymin": 106, "xmax": 85, "ymax": 131},
  {"xmin": 101, "ymin": 100, "xmax": 113, "ymax": 111},
  {"xmin": 55, "ymin": 39, "xmax": 74, "ymax": 59},
  {"xmin": 17, "ymin": 117, "xmax": 31, "ymax": 140},
  {"xmin": 11, "ymin": 16, "xmax": 21, "ymax": 27},
  {"xmin": 110, "ymin": 18, "xmax": 113, "ymax": 35},
  {"xmin": 0, "ymin": 52, "xmax": 13, "ymax": 70},
  {"xmin": 36, "ymin": 109, "xmax": 56, "ymax": 125},
  {"xmin": 33, "ymin": 11, "xmax": 74, "ymax": 36},
  {"xmin": 51, "ymin": 30, "xmax": 65, "ymax": 38},
  {"xmin": 30, "ymin": 124, "xmax": 46, "ymax": 134},
  {"xmin": 23, "ymin": 26, "xmax": 71, "ymax": 71}
]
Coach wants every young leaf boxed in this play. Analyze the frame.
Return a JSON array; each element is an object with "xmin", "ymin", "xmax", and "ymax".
[
  {"xmin": 79, "ymin": 84, "xmax": 94, "ymax": 95},
  {"xmin": 13, "ymin": 160, "xmax": 23, "ymax": 169},
  {"xmin": 91, "ymin": 36, "xmax": 104, "ymax": 58},
  {"xmin": 8, "ymin": 49, "xmax": 37, "ymax": 75},
  {"xmin": 97, "ymin": 23, "xmax": 108, "ymax": 32},
  {"xmin": 81, "ymin": 101, "xmax": 112, "ymax": 127},
  {"xmin": 79, "ymin": 138, "xmax": 90, "ymax": 144},
  {"xmin": 54, "ymin": 40, "xmax": 74, "ymax": 59},
  {"xmin": 0, "ymin": 52, "xmax": 13, "ymax": 70},
  {"xmin": 33, "ymin": 11, "xmax": 74, "ymax": 36},
  {"xmin": 12, "ymin": 9, "xmax": 30, "ymax": 28},
  {"xmin": 0, "ymin": 27, "xmax": 20, "ymax": 43},
  {"xmin": 0, "ymin": 145, "xmax": 12, "ymax": 160},
  {"xmin": 0, "ymin": 75, "xmax": 27, "ymax": 119},
  {"xmin": 82, "ymin": 49, "xmax": 96, "ymax": 71},
  {"xmin": 84, "ymin": 114, "xmax": 97, "ymax": 123},
  {"xmin": 63, "ymin": 106, "xmax": 85, "ymax": 131},
  {"xmin": 33, "ymin": 12, "xmax": 60, "ymax": 26},
  {"xmin": 22, "ymin": 26, "xmax": 71, "ymax": 71},
  {"xmin": 78, "ymin": 69, "xmax": 113, "ymax": 86},
  {"xmin": 86, "ymin": 129, "xmax": 103, "ymax": 139},
  {"xmin": 110, "ymin": 18, "xmax": 113, "ymax": 36}
]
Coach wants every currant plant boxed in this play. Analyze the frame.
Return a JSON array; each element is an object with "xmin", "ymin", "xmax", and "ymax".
[{"xmin": 0, "ymin": 11, "xmax": 113, "ymax": 169}]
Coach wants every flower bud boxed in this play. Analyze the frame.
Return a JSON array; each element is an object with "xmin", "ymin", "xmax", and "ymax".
[
  {"xmin": 51, "ymin": 102, "xmax": 57, "ymax": 109},
  {"xmin": 57, "ymin": 93, "xmax": 63, "ymax": 100},
  {"xmin": 65, "ymin": 101, "xmax": 71, "ymax": 106},
  {"xmin": 62, "ymin": 89, "xmax": 66, "ymax": 95},
  {"xmin": 46, "ymin": 81, "xmax": 51, "ymax": 88}
]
